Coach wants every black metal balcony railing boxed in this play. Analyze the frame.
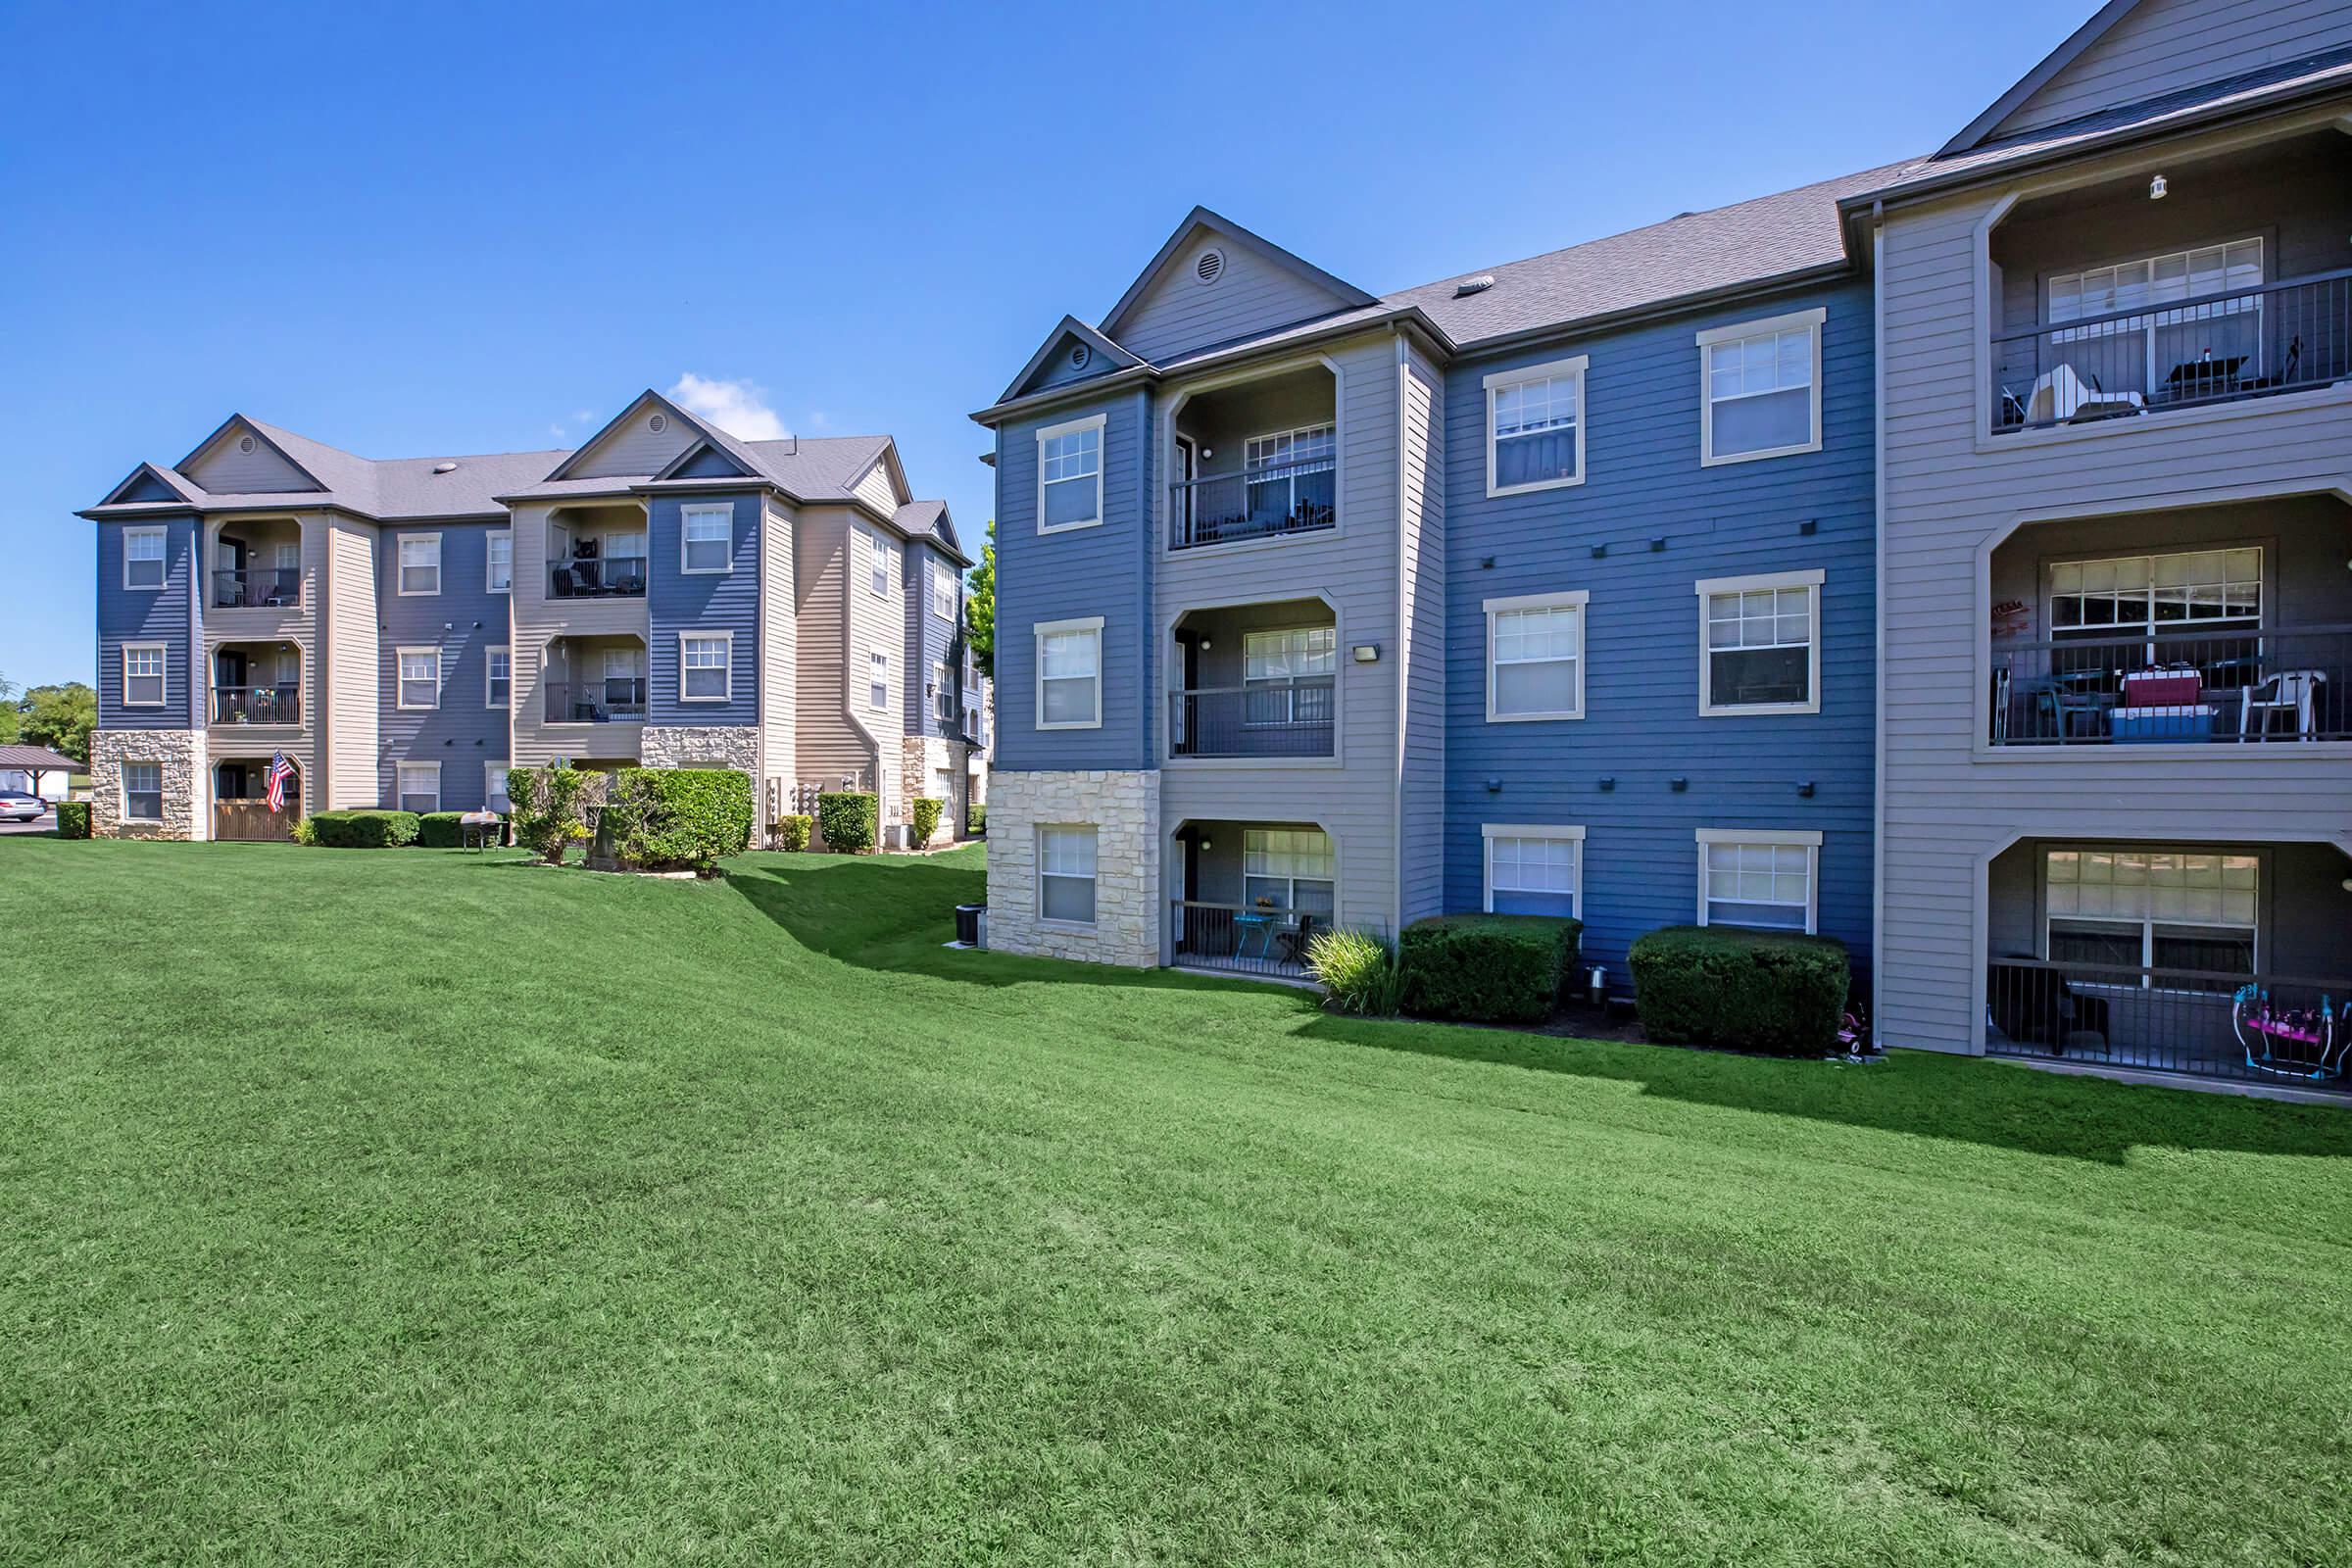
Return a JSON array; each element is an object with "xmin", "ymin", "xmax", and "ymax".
[
  {"xmin": 212, "ymin": 567, "xmax": 302, "ymax": 609},
  {"xmin": 1169, "ymin": 901, "xmax": 1320, "ymax": 979},
  {"xmin": 212, "ymin": 684, "xmax": 301, "ymax": 725},
  {"xmin": 1987, "ymin": 623, "xmax": 2348, "ymax": 745},
  {"xmin": 1168, "ymin": 677, "xmax": 1336, "ymax": 759},
  {"xmin": 1986, "ymin": 957, "xmax": 2348, "ymax": 1087},
  {"xmin": 1992, "ymin": 268, "xmax": 2351, "ymax": 433},
  {"xmin": 544, "ymin": 678, "xmax": 646, "ymax": 723},
  {"xmin": 1169, "ymin": 457, "xmax": 1337, "ymax": 550},
  {"xmin": 549, "ymin": 556, "xmax": 649, "ymax": 598}
]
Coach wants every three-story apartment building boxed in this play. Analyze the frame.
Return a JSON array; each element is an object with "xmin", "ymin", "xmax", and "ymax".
[{"xmin": 80, "ymin": 389, "xmax": 977, "ymax": 845}]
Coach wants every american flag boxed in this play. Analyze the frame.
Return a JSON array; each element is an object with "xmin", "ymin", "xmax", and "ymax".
[{"xmin": 265, "ymin": 752, "xmax": 294, "ymax": 812}]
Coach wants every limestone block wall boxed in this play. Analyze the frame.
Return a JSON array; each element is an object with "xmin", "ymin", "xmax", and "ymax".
[
  {"xmin": 90, "ymin": 729, "xmax": 206, "ymax": 841},
  {"xmin": 984, "ymin": 769, "xmax": 1160, "ymax": 966},
  {"xmin": 899, "ymin": 735, "xmax": 966, "ymax": 845}
]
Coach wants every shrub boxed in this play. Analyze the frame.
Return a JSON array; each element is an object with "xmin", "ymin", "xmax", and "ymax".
[
  {"xmin": 1628, "ymin": 925, "xmax": 1851, "ymax": 1056},
  {"xmin": 507, "ymin": 762, "xmax": 601, "ymax": 866},
  {"xmin": 910, "ymin": 797, "xmax": 944, "ymax": 846},
  {"xmin": 771, "ymin": 813, "xmax": 812, "ymax": 852},
  {"xmin": 54, "ymin": 801, "xmax": 91, "ymax": 839},
  {"xmin": 304, "ymin": 809, "xmax": 421, "ymax": 849},
  {"xmin": 1399, "ymin": 914, "xmax": 1581, "ymax": 1024},
  {"xmin": 416, "ymin": 811, "xmax": 467, "ymax": 849},
  {"xmin": 1305, "ymin": 927, "xmax": 1403, "ymax": 1016},
  {"xmin": 816, "ymin": 791, "xmax": 877, "ymax": 855},
  {"xmin": 967, "ymin": 802, "xmax": 986, "ymax": 837},
  {"xmin": 601, "ymin": 767, "xmax": 753, "ymax": 873},
  {"xmin": 290, "ymin": 815, "xmax": 317, "ymax": 847}
]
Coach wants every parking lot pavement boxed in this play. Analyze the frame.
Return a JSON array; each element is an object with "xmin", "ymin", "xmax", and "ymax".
[{"xmin": 0, "ymin": 814, "xmax": 58, "ymax": 835}]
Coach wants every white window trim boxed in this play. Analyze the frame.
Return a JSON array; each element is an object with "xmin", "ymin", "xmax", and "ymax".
[
  {"xmin": 1484, "ymin": 356, "xmax": 1589, "ymax": 498},
  {"xmin": 1694, "ymin": 827, "xmax": 1822, "ymax": 935},
  {"xmin": 1036, "ymin": 822, "xmax": 1100, "ymax": 928},
  {"xmin": 1034, "ymin": 614, "xmax": 1104, "ymax": 731},
  {"xmin": 395, "ymin": 532, "xmax": 443, "ymax": 597},
  {"xmin": 485, "ymin": 644, "xmax": 511, "ymax": 710},
  {"xmin": 395, "ymin": 760, "xmax": 442, "ymax": 813},
  {"xmin": 933, "ymin": 660, "xmax": 954, "ymax": 720},
  {"xmin": 1695, "ymin": 568, "xmax": 1823, "ymax": 717},
  {"xmin": 395, "ymin": 645, "xmax": 443, "ymax": 711},
  {"xmin": 484, "ymin": 761, "xmax": 512, "ymax": 814},
  {"xmin": 678, "ymin": 630, "xmax": 733, "ymax": 705},
  {"xmin": 122, "ymin": 525, "xmax": 169, "ymax": 590},
  {"xmin": 485, "ymin": 528, "xmax": 513, "ymax": 595},
  {"xmin": 930, "ymin": 560, "xmax": 956, "ymax": 621},
  {"xmin": 1036, "ymin": 412, "xmax": 1107, "ymax": 535},
  {"xmin": 120, "ymin": 760, "xmax": 165, "ymax": 822},
  {"xmin": 679, "ymin": 504, "xmax": 733, "ymax": 576},
  {"xmin": 1480, "ymin": 823, "xmax": 1586, "ymax": 916},
  {"xmin": 1485, "ymin": 590, "xmax": 1589, "ymax": 722},
  {"xmin": 1696, "ymin": 307, "xmax": 1825, "ymax": 467},
  {"xmin": 121, "ymin": 642, "xmax": 167, "ymax": 708},
  {"xmin": 868, "ymin": 647, "xmax": 891, "ymax": 711},
  {"xmin": 867, "ymin": 530, "xmax": 892, "ymax": 599},
  {"xmin": 2040, "ymin": 843, "xmax": 2263, "ymax": 975}
]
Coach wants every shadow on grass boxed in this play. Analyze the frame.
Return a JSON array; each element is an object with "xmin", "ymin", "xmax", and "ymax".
[{"xmin": 724, "ymin": 851, "xmax": 2349, "ymax": 1164}]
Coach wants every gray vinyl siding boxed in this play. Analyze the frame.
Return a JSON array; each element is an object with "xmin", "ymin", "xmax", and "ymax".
[
  {"xmin": 1397, "ymin": 342, "xmax": 1447, "ymax": 926},
  {"xmin": 181, "ymin": 431, "xmax": 318, "ymax": 494},
  {"xmin": 648, "ymin": 492, "xmax": 760, "ymax": 724},
  {"xmin": 96, "ymin": 515, "xmax": 201, "ymax": 729},
  {"xmin": 904, "ymin": 542, "xmax": 962, "ymax": 738},
  {"xmin": 1110, "ymin": 238, "xmax": 1354, "ymax": 365},
  {"xmin": 1441, "ymin": 281, "xmax": 1878, "ymax": 979},
  {"xmin": 374, "ymin": 522, "xmax": 510, "ymax": 810},
  {"xmin": 852, "ymin": 460, "xmax": 899, "ymax": 516},
  {"xmin": 1992, "ymin": 0, "xmax": 2352, "ymax": 139},
  {"xmin": 1876, "ymin": 159, "xmax": 2352, "ymax": 1054},
  {"xmin": 1025, "ymin": 334, "xmax": 1116, "ymax": 395},
  {"xmin": 994, "ymin": 388, "xmax": 1153, "ymax": 771},
  {"xmin": 566, "ymin": 410, "xmax": 697, "ymax": 479}
]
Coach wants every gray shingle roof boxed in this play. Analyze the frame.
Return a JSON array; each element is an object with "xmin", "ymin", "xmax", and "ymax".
[{"xmin": 891, "ymin": 498, "xmax": 967, "ymax": 564}]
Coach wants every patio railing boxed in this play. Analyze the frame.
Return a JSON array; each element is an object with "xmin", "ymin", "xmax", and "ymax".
[
  {"xmin": 211, "ymin": 684, "xmax": 301, "ymax": 725},
  {"xmin": 549, "ymin": 555, "xmax": 649, "ymax": 598},
  {"xmin": 212, "ymin": 566, "xmax": 303, "ymax": 609},
  {"xmin": 1169, "ymin": 901, "xmax": 1320, "ymax": 978},
  {"xmin": 1987, "ymin": 623, "xmax": 2348, "ymax": 745},
  {"xmin": 1169, "ymin": 677, "xmax": 1336, "ymax": 759},
  {"xmin": 1986, "ymin": 957, "xmax": 2348, "ymax": 1086},
  {"xmin": 1169, "ymin": 456, "xmax": 1336, "ymax": 551},
  {"xmin": 1991, "ymin": 267, "xmax": 2350, "ymax": 434},
  {"xmin": 544, "ymin": 677, "xmax": 646, "ymax": 723}
]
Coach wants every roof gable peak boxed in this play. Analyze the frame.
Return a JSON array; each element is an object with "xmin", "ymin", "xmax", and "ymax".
[{"xmin": 1097, "ymin": 206, "xmax": 1376, "ymax": 346}]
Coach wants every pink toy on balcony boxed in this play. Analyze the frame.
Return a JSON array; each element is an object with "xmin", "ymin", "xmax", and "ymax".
[{"xmin": 2231, "ymin": 984, "xmax": 2343, "ymax": 1080}]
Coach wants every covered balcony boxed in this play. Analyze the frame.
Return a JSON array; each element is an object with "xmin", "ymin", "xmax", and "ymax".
[
  {"xmin": 542, "ymin": 635, "xmax": 646, "ymax": 725},
  {"xmin": 212, "ymin": 757, "xmax": 301, "ymax": 842},
  {"xmin": 210, "ymin": 641, "xmax": 302, "ymax": 727},
  {"xmin": 1984, "ymin": 838, "xmax": 2351, "ymax": 1090},
  {"xmin": 1168, "ymin": 599, "xmax": 1337, "ymax": 760},
  {"xmin": 1988, "ymin": 129, "xmax": 2352, "ymax": 433},
  {"xmin": 1167, "ymin": 366, "xmax": 1337, "ymax": 551},
  {"xmin": 1168, "ymin": 820, "xmax": 1336, "ymax": 979},
  {"xmin": 546, "ymin": 504, "xmax": 649, "ymax": 599},
  {"xmin": 211, "ymin": 518, "xmax": 304, "ymax": 609},
  {"xmin": 1985, "ymin": 495, "xmax": 2351, "ymax": 746}
]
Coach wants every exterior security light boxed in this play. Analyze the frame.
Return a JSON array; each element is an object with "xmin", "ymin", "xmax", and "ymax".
[
  {"xmin": 2149, "ymin": 174, "xmax": 2168, "ymax": 199},
  {"xmin": 1351, "ymin": 644, "xmax": 1380, "ymax": 662}
]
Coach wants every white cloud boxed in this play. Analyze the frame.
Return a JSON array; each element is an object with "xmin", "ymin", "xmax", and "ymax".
[
  {"xmin": 549, "ymin": 423, "xmax": 569, "ymax": 438},
  {"xmin": 569, "ymin": 409, "xmax": 596, "ymax": 424},
  {"xmin": 666, "ymin": 373, "xmax": 789, "ymax": 442}
]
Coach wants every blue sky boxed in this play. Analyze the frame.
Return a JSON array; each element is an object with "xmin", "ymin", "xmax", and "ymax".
[{"xmin": 0, "ymin": 0, "xmax": 2063, "ymax": 687}]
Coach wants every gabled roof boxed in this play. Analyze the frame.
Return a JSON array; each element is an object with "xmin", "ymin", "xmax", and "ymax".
[
  {"xmin": 175, "ymin": 414, "xmax": 330, "ymax": 494},
  {"xmin": 892, "ymin": 499, "xmax": 967, "ymax": 565},
  {"xmin": 1097, "ymin": 205, "xmax": 1378, "ymax": 344},
  {"xmin": 999, "ymin": 316, "xmax": 1147, "ymax": 405},
  {"xmin": 1937, "ymin": 0, "xmax": 2142, "ymax": 156},
  {"xmin": 98, "ymin": 462, "xmax": 203, "ymax": 508}
]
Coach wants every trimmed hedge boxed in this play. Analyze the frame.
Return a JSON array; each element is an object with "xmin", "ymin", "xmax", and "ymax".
[
  {"xmin": 305, "ymin": 808, "xmax": 421, "ymax": 849},
  {"xmin": 910, "ymin": 797, "xmax": 944, "ymax": 846},
  {"xmin": 54, "ymin": 801, "xmax": 91, "ymax": 839},
  {"xmin": 416, "ymin": 811, "xmax": 467, "ymax": 849},
  {"xmin": 816, "ymin": 792, "xmax": 877, "ymax": 855},
  {"xmin": 1628, "ymin": 925, "xmax": 1851, "ymax": 1056},
  {"xmin": 771, "ymin": 813, "xmax": 812, "ymax": 853},
  {"xmin": 602, "ymin": 767, "xmax": 753, "ymax": 872},
  {"xmin": 1399, "ymin": 914, "xmax": 1581, "ymax": 1024}
]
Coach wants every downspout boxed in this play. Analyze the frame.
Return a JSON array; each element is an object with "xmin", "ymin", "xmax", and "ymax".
[{"xmin": 1870, "ymin": 200, "xmax": 1888, "ymax": 1053}]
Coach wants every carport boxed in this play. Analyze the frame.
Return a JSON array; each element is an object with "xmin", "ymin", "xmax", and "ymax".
[{"xmin": 0, "ymin": 745, "xmax": 78, "ymax": 799}]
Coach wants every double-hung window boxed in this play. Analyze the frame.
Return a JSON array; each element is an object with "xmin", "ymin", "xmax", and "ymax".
[
  {"xmin": 1243, "ymin": 424, "xmax": 1337, "ymax": 530},
  {"xmin": 122, "ymin": 643, "xmax": 166, "ymax": 707},
  {"xmin": 930, "ymin": 561, "xmax": 956, "ymax": 621},
  {"xmin": 123, "ymin": 526, "xmax": 168, "ymax": 589},
  {"xmin": 868, "ymin": 650, "xmax": 890, "ymax": 710},
  {"xmin": 486, "ymin": 529, "xmax": 513, "ymax": 593},
  {"xmin": 1484, "ymin": 824, "xmax": 1583, "ymax": 917},
  {"xmin": 1035, "ymin": 617, "xmax": 1102, "ymax": 729},
  {"xmin": 868, "ymin": 532, "xmax": 891, "ymax": 598},
  {"xmin": 485, "ymin": 763, "xmax": 512, "ymax": 814},
  {"xmin": 1243, "ymin": 828, "xmax": 1335, "ymax": 920},
  {"xmin": 122, "ymin": 761, "xmax": 163, "ymax": 822},
  {"xmin": 485, "ymin": 646, "xmax": 511, "ymax": 710},
  {"xmin": 1697, "ymin": 829, "xmax": 1820, "ymax": 933},
  {"xmin": 681, "ymin": 634, "xmax": 730, "ymax": 702},
  {"xmin": 1486, "ymin": 358, "xmax": 1586, "ymax": 495},
  {"xmin": 1242, "ymin": 626, "xmax": 1335, "ymax": 728},
  {"xmin": 396, "ymin": 648, "xmax": 441, "ymax": 710},
  {"xmin": 396, "ymin": 761, "xmax": 440, "ymax": 814},
  {"xmin": 1486, "ymin": 591, "xmax": 1587, "ymax": 720},
  {"xmin": 1038, "ymin": 825, "xmax": 1098, "ymax": 924},
  {"xmin": 397, "ymin": 534, "xmax": 441, "ymax": 596},
  {"xmin": 1697, "ymin": 570, "xmax": 1820, "ymax": 714},
  {"xmin": 2044, "ymin": 846, "xmax": 2258, "ymax": 977},
  {"xmin": 1037, "ymin": 414, "xmax": 1104, "ymax": 532},
  {"xmin": 1698, "ymin": 308, "xmax": 1822, "ymax": 465},
  {"xmin": 681, "ymin": 506, "xmax": 731, "ymax": 573},
  {"xmin": 933, "ymin": 661, "xmax": 954, "ymax": 721}
]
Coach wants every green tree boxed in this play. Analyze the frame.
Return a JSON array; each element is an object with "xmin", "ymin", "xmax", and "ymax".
[
  {"xmin": 0, "ymin": 672, "xmax": 19, "ymax": 748},
  {"xmin": 964, "ymin": 518, "xmax": 996, "ymax": 678},
  {"xmin": 20, "ymin": 682, "xmax": 97, "ymax": 761}
]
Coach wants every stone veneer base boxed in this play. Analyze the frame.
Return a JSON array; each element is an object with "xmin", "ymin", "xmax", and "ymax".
[
  {"xmin": 90, "ymin": 729, "xmax": 207, "ymax": 840},
  {"xmin": 899, "ymin": 735, "xmax": 967, "ymax": 847},
  {"xmin": 639, "ymin": 725, "xmax": 761, "ymax": 775},
  {"xmin": 984, "ymin": 769, "xmax": 1160, "ymax": 966}
]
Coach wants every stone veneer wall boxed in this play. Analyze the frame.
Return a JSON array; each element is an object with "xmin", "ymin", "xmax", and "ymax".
[
  {"xmin": 984, "ymin": 769, "xmax": 1160, "ymax": 966},
  {"xmin": 90, "ymin": 729, "xmax": 206, "ymax": 841},
  {"xmin": 899, "ymin": 735, "xmax": 965, "ymax": 846},
  {"xmin": 640, "ymin": 724, "xmax": 761, "ymax": 776}
]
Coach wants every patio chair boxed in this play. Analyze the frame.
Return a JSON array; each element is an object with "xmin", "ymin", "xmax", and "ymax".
[
  {"xmin": 1276, "ymin": 914, "xmax": 1318, "ymax": 966},
  {"xmin": 2014, "ymin": 676, "xmax": 2112, "ymax": 741},
  {"xmin": 2238, "ymin": 669, "xmax": 2327, "ymax": 741}
]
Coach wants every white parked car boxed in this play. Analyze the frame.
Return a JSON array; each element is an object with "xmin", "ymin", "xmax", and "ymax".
[{"xmin": 0, "ymin": 791, "xmax": 49, "ymax": 822}]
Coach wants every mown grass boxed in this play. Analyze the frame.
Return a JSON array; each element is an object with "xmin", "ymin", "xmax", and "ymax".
[{"xmin": 2, "ymin": 838, "xmax": 2347, "ymax": 1566}]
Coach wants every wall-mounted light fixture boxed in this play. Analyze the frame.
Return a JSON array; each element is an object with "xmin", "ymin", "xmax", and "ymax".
[
  {"xmin": 2149, "ymin": 173, "xmax": 2169, "ymax": 200},
  {"xmin": 1797, "ymin": 779, "xmax": 1816, "ymax": 798},
  {"xmin": 1670, "ymin": 776, "xmax": 1688, "ymax": 792},
  {"xmin": 1351, "ymin": 644, "xmax": 1380, "ymax": 662},
  {"xmin": 1484, "ymin": 776, "xmax": 1502, "ymax": 793}
]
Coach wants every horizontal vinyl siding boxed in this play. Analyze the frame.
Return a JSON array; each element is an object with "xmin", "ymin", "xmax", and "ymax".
[
  {"xmin": 567, "ymin": 409, "xmax": 697, "ymax": 479},
  {"xmin": 852, "ymin": 460, "xmax": 899, "ymax": 516},
  {"xmin": 648, "ymin": 493, "xmax": 760, "ymax": 724},
  {"xmin": 793, "ymin": 507, "xmax": 878, "ymax": 793},
  {"xmin": 96, "ymin": 515, "xmax": 200, "ymax": 730},
  {"xmin": 1441, "ymin": 281, "xmax": 1878, "ymax": 980},
  {"xmin": 181, "ymin": 431, "xmax": 318, "ymax": 494},
  {"xmin": 761, "ymin": 505, "xmax": 797, "ymax": 796},
  {"xmin": 905, "ymin": 543, "xmax": 961, "ymax": 739},
  {"xmin": 1994, "ymin": 0, "xmax": 2352, "ymax": 138},
  {"xmin": 323, "ymin": 519, "xmax": 380, "ymax": 808},
  {"xmin": 374, "ymin": 521, "xmax": 510, "ymax": 810},
  {"xmin": 1111, "ymin": 237, "xmax": 1354, "ymax": 365},
  {"xmin": 1398, "ymin": 343, "xmax": 1447, "ymax": 926}
]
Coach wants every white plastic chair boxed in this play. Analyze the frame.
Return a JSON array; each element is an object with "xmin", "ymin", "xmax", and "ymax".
[
  {"xmin": 2238, "ymin": 669, "xmax": 2327, "ymax": 741},
  {"xmin": 2027, "ymin": 364, "xmax": 2145, "ymax": 424}
]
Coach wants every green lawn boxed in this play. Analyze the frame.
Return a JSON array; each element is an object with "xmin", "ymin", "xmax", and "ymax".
[{"xmin": 3, "ymin": 840, "xmax": 2347, "ymax": 1566}]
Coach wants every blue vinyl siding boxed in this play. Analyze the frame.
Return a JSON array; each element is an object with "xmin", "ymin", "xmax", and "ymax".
[
  {"xmin": 992, "ymin": 388, "xmax": 1153, "ymax": 770},
  {"xmin": 647, "ymin": 493, "xmax": 760, "ymax": 723},
  {"xmin": 904, "ymin": 540, "xmax": 962, "ymax": 738},
  {"xmin": 96, "ymin": 515, "xmax": 200, "ymax": 729},
  {"xmin": 1441, "ymin": 281, "xmax": 1878, "ymax": 981},
  {"xmin": 375, "ymin": 522, "xmax": 509, "ymax": 810}
]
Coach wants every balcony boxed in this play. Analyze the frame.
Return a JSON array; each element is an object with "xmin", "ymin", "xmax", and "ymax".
[
  {"xmin": 1167, "ymin": 818, "xmax": 1338, "ymax": 978},
  {"xmin": 1168, "ymin": 460, "xmax": 1336, "ymax": 551},
  {"xmin": 1168, "ymin": 599, "xmax": 1337, "ymax": 760},
  {"xmin": 212, "ymin": 684, "xmax": 302, "ymax": 726},
  {"xmin": 212, "ymin": 566, "xmax": 303, "ymax": 610},
  {"xmin": 1168, "ymin": 680, "xmax": 1334, "ymax": 759},
  {"xmin": 1989, "ymin": 624, "xmax": 2348, "ymax": 745},
  {"xmin": 547, "ymin": 505, "xmax": 650, "ymax": 600},
  {"xmin": 1986, "ymin": 958, "xmax": 2347, "ymax": 1087},
  {"xmin": 548, "ymin": 554, "xmax": 648, "ymax": 599},
  {"xmin": 544, "ymin": 677, "xmax": 646, "ymax": 724},
  {"xmin": 1168, "ymin": 364, "xmax": 1337, "ymax": 551}
]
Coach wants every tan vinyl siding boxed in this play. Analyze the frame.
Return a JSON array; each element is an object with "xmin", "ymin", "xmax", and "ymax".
[
  {"xmin": 183, "ymin": 428, "xmax": 319, "ymax": 494},
  {"xmin": 793, "ymin": 506, "xmax": 881, "ymax": 796},
  {"xmin": 1396, "ymin": 341, "xmax": 1447, "ymax": 927},
  {"xmin": 1992, "ymin": 0, "xmax": 2352, "ymax": 140},
  {"xmin": 566, "ymin": 411, "xmax": 699, "ymax": 478},
  {"xmin": 321, "ymin": 517, "xmax": 379, "ymax": 807},
  {"xmin": 506, "ymin": 500, "xmax": 650, "ymax": 766},
  {"xmin": 848, "ymin": 519, "xmax": 903, "ymax": 815},
  {"xmin": 1112, "ymin": 238, "xmax": 1358, "ymax": 365},
  {"xmin": 760, "ymin": 504, "xmax": 798, "ymax": 809},
  {"xmin": 851, "ymin": 459, "xmax": 900, "ymax": 516}
]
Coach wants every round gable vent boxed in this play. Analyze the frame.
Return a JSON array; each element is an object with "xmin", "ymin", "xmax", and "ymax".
[
  {"xmin": 238, "ymin": 434, "xmax": 257, "ymax": 454},
  {"xmin": 1194, "ymin": 247, "xmax": 1226, "ymax": 286},
  {"xmin": 649, "ymin": 413, "xmax": 667, "ymax": 433},
  {"xmin": 1070, "ymin": 343, "xmax": 1091, "ymax": 369}
]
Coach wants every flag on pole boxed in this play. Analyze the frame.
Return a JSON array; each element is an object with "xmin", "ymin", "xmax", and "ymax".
[{"xmin": 265, "ymin": 752, "xmax": 294, "ymax": 811}]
